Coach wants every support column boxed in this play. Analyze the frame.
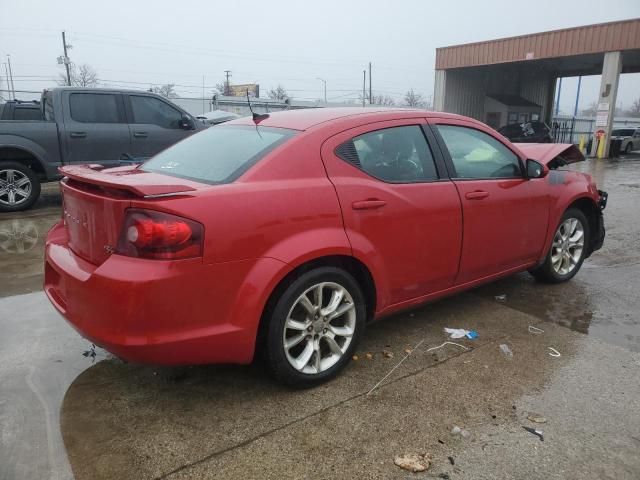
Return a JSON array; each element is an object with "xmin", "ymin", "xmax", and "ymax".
[
  {"xmin": 590, "ymin": 51, "xmax": 622, "ymax": 158},
  {"xmin": 433, "ymin": 70, "xmax": 446, "ymax": 111}
]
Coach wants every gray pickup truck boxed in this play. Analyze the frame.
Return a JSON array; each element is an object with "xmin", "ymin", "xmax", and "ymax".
[{"xmin": 0, "ymin": 87, "xmax": 203, "ymax": 212}]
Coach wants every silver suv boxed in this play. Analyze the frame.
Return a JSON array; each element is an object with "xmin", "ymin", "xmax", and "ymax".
[{"xmin": 611, "ymin": 127, "xmax": 640, "ymax": 154}]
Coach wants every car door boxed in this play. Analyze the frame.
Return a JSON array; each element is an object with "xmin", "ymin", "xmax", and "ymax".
[
  {"xmin": 321, "ymin": 120, "xmax": 463, "ymax": 307},
  {"xmin": 430, "ymin": 119, "xmax": 549, "ymax": 284},
  {"xmin": 125, "ymin": 94, "xmax": 195, "ymax": 160},
  {"xmin": 62, "ymin": 91, "xmax": 130, "ymax": 166}
]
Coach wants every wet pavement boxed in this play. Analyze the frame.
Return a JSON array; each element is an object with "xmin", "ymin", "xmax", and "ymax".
[{"xmin": 1, "ymin": 157, "xmax": 639, "ymax": 480}]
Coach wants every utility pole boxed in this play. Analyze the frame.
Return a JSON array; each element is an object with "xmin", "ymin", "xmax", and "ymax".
[
  {"xmin": 362, "ymin": 70, "xmax": 366, "ymax": 107},
  {"xmin": 573, "ymin": 76, "xmax": 582, "ymax": 118},
  {"xmin": 6, "ymin": 55, "xmax": 16, "ymax": 100},
  {"xmin": 555, "ymin": 77, "xmax": 562, "ymax": 116},
  {"xmin": 224, "ymin": 70, "xmax": 232, "ymax": 95},
  {"xmin": 368, "ymin": 62, "xmax": 372, "ymax": 104},
  {"xmin": 316, "ymin": 77, "xmax": 327, "ymax": 103},
  {"xmin": 61, "ymin": 31, "xmax": 72, "ymax": 86}
]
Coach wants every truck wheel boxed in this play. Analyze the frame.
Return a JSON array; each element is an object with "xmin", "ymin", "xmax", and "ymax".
[
  {"xmin": 529, "ymin": 208, "xmax": 589, "ymax": 284},
  {"xmin": 265, "ymin": 267, "xmax": 366, "ymax": 387},
  {"xmin": 0, "ymin": 162, "xmax": 40, "ymax": 212}
]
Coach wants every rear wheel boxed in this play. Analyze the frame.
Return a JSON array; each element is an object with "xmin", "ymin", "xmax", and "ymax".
[
  {"xmin": 265, "ymin": 267, "xmax": 365, "ymax": 387},
  {"xmin": 529, "ymin": 208, "xmax": 589, "ymax": 283},
  {"xmin": 0, "ymin": 162, "xmax": 40, "ymax": 212}
]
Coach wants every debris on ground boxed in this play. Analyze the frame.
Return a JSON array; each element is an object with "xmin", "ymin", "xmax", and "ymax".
[
  {"xmin": 499, "ymin": 344, "xmax": 513, "ymax": 359},
  {"xmin": 451, "ymin": 426, "xmax": 470, "ymax": 438},
  {"xmin": 365, "ymin": 352, "xmax": 373, "ymax": 359},
  {"xmin": 528, "ymin": 325, "xmax": 544, "ymax": 334},
  {"xmin": 404, "ymin": 348, "xmax": 412, "ymax": 354},
  {"xmin": 393, "ymin": 452, "xmax": 432, "ymax": 472},
  {"xmin": 495, "ymin": 294, "xmax": 507, "ymax": 301},
  {"xmin": 444, "ymin": 328, "xmax": 479, "ymax": 339},
  {"xmin": 352, "ymin": 355, "xmax": 359, "ymax": 361},
  {"xmin": 448, "ymin": 456, "xmax": 455, "ymax": 465},
  {"xmin": 382, "ymin": 349, "xmax": 394, "ymax": 359},
  {"xmin": 548, "ymin": 347, "xmax": 561, "ymax": 357},
  {"xmin": 522, "ymin": 426, "xmax": 544, "ymax": 441},
  {"xmin": 82, "ymin": 344, "xmax": 97, "ymax": 362},
  {"xmin": 527, "ymin": 412, "xmax": 547, "ymax": 423}
]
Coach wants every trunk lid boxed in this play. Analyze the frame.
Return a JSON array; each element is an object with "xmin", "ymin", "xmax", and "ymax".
[
  {"xmin": 60, "ymin": 165, "xmax": 203, "ymax": 265},
  {"xmin": 514, "ymin": 143, "xmax": 584, "ymax": 169}
]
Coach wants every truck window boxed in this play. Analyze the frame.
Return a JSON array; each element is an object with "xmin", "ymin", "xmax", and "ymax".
[
  {"xmin": 129, "ymin": 95, "xmax": 183, "ymax": 129},
  {"xmin": 69, "ymin": 93, "xmax": 120, "ymax": 123}
]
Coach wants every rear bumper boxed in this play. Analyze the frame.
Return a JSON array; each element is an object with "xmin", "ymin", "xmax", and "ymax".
[{"xmin": 44, "ymin": 221, "xmax": 284, "ymax": 365}]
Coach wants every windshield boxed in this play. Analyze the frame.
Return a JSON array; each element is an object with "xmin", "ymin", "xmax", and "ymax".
[
  {"xmin": 142, "ymin": 125, "xmax": 296, "ymax": 184},
  {"xmin": 612, "ymin": 129, "xmax": 635, "ymax": 136}
]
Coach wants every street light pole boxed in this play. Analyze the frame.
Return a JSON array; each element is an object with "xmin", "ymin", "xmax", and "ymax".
[
  {"xmin": 316, "ymin": 77, "xmax": 327, "ymax": 103},
  {"xmin": 61, "ymin": 31, "xmax": 71, "ymax": 86}
]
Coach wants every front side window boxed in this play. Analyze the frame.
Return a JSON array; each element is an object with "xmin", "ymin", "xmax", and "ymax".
[
  {"xmin": 130, "ymin": 95, "xmax": 183, "ymax": 129},
  {"xmin": 335, "ymin": 125, "xmax": 438, "ymax": 183},
  {"xmin": 69, "ymin": 93, "xmax": 120, "ymax": 123},
  {"xmin": 142, "ymin": 125, "xmax": 295, "ymax": 184},
  {"xmin": 436, "ymin": 125, "xmax": 522, "ymax": 179}
]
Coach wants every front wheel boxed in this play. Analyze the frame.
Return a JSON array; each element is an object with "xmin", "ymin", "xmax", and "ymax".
[
  {"xmin": 265, "ymin": 267, "xmax": 366, "ymax": 387},
  {"xmin": 625, "ymin": 142, "xmax": 633, "ymax": 154},
  {"xmin": 529, "ymin": 208, "xmax": 589, "ymax": 283},
  {"xmin": 0, "ymin": 162, "xmax": 41, "ymax": 212}
]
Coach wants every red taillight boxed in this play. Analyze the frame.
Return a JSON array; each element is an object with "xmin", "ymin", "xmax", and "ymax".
[{"xmin": 117, "ymin": 209, "xmax": 203, "ymax": 260}]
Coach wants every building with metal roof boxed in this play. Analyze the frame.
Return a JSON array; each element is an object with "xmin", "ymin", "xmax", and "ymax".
[{"xmin": 433, "ymin": 18, "xmax": 640, "ymax": 156}]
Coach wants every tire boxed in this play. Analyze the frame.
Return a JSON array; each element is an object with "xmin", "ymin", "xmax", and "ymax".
[
  {"xmin": 0, "ymin": 161, "xmax": 41, "ymax": 213},
  {"xmin": 265, "ymin": 266, "xmax": 366, "ymax": 387},
  {"xmin": 529, "ymin": 208, "xmax": 589, "ymax": 284},
  {"xmin": 625, "ymin": 142, "xmax": 633, "ymax": 154}
]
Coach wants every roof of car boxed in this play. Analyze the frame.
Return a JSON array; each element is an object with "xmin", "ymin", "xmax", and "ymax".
[{"xmin": 227, "ymin": 107, "xmax": 466, "ymax": 131}]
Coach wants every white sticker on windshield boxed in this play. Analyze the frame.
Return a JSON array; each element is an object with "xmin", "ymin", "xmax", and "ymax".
[{"xmin": 160, "ymin": 161, "xmax": 181, "ymax": 169}]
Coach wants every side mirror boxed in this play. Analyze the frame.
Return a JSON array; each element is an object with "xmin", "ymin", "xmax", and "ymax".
[
  {"xmin": 526, "ymin": 159, "xmax": 548, "ymax": 179},
  {"xmin": 180, "ymin": 114, "xmax": 195, "ymax": 130}
]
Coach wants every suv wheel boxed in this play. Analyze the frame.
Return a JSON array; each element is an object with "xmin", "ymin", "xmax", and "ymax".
[
  {"xmin": 0, "ymin": 162, "xmax": 40, "ymax": 212},
  {"xmin": 625, "ymin": 142, "xmax": 633, "ymax": 154},
  {"xmin": 265, "ymin": 267, "xmax": 365, "ymax": 387},
  {"xmin": 529, "ymin": 208, "xmax": 589, "ymax": 283}
]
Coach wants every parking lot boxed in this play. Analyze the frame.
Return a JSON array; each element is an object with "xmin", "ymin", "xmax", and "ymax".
[{"xmin": 1, "ymin": 156, "xmax": 639, "ymax": 480}]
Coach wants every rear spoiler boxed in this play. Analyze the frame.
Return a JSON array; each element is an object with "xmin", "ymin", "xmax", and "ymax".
[
  {"xmin": 59, "ymin": 164, "xmax": 197, "ymax": 197},
  {"xmin": 514, "ymin": 143, "xmax": 584, "ymax": 170}
]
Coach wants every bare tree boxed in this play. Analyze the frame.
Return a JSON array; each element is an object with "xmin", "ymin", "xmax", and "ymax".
[
  {"xmin": 58, "ymin": 64, "xmax": 99, "ymax": 87},
  {"xmin": 366, "ymin": 94, "xmax": 395, "ymax": 106},
  {"xmin": 626, "ymin": 97, "xmax": 640, "ymax": 116},
  {"xmin": 267, "ymin": 85, "xmax": 289, "ymax": 101},
  {"xmin": 215, "ymin": 81, "xmax": 232, "ymax": 96},
  {"xmin": 404, "ymin": 89, "xmax": 426, "ymax": 108},
  {"xmin": 151, "ymin": 84, "xmax": 179, "ymax": 98}
]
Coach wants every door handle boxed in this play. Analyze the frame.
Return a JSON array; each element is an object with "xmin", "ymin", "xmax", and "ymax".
[
  {"xmin": 69, "ymin": 132, "xmax": 87, "ymax": 138},
  {"xmin": 352, "ymin": 199, "xmax": 387, "ymax": 210},
  {"xmin": 465, "ymin": 190, "xmax": 490, "ymax": 200},
  {"xmin": 133, "ymin": 132, "xmax": 148, "ymax": 138}
]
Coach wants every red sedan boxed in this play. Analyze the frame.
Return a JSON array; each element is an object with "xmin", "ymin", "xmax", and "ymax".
[{"xmin": 44, "ymin": 108, "xmax": 606, "ymax": 386}]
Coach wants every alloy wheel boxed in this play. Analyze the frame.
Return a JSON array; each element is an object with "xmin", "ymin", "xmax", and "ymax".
[
  {"xmin": 282, "ymin": 281, "xmax": 356, "ymax": 374},
  {"xmin": 551, "ymin": 218, "xmax": 584, "ymax": 275},
  {"xmin": 0, "ymin": 169, "xmax": 32, "ymax": 207}
]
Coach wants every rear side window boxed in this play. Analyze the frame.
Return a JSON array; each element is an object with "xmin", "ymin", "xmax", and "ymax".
[
  {"xmin": 142, "ymin": 125, "xmax": 296, "ymax": 184},
  {"xmin": 335, "ymin": 125, "xmax": 438, "ymax": 183},
  {"xmin": 13, "ymin": 107, "xmax": 42, "ymax": 121},
  {"xmin": 69, "ymin": 93, "xmax": 120, "ymax": 123},
  {"xmin": 130, "ymin": 95, "xmax": 183, "ymax": 129}
]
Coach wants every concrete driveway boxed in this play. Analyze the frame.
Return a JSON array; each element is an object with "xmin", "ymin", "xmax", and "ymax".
[{"xmin": 1, "ymin": 158, "xmax": 639, "ymax": 480}]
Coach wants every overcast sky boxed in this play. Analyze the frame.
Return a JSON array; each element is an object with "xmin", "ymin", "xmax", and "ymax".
[{"xmin": 1, "ymin": 0, "xmax": 639, "ymax": 113}]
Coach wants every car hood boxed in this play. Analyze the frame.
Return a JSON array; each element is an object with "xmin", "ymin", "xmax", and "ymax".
[{"xmin": 513, "ymin": 143, "xmax": 584, "ymax": 169}]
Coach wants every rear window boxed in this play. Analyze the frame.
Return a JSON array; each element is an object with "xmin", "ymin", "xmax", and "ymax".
[{"xmin": 141, "ymin": 125, "xmax": 296, "ymax": 184}]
